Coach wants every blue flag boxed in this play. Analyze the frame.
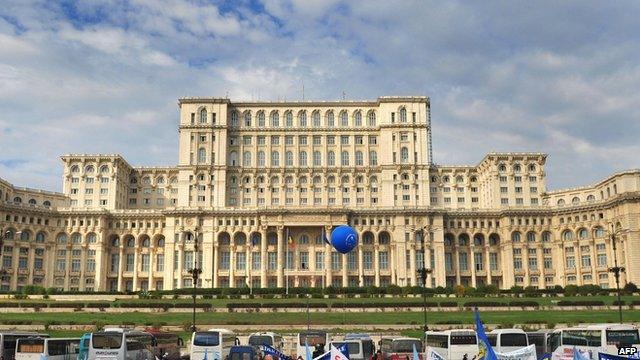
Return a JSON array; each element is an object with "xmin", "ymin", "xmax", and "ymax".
[
  {"xmin": 306, "ymin": 341, "xmax": 313, "ymax": 360},
  {"xmin": 573, "ymin": 347, "xmax": 589, "ymax": 360},
  {"xmin": 540, "ymin": 353, "xmax": 552, "ymax": 360},
  {"xmin": 260, "ymin": 344, "xmax": 293, "ymax": 360},
  {"xmin": 315, "ymin": 344, "xmax": 349, "ymax": 360},
  {"xmin": 599, "ymin": 352, "xmax": 640, "ymax": 360},
  {"xmin": 474, "ymin": 310, "xmax": 498, "ymax": 360},
  {"xmin": 413, "ymin": 343, "xmax": 420, "ymax": 360},
  {"xmin": 203, "ymin": 349, "xmax": 208, "ymax": 360}
]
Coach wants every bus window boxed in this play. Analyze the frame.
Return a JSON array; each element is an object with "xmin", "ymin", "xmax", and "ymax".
[
  {"xmin": 606, "ymin": 330, "xmax": 640, "ymax": 347},
  {"xmin": 249, "ymin": 336, "xmax": 273, "ymax": 346},
  {"xmin": 501, "ymin": 334, "xmax": 528, "ymax": 347},
  {"xmin": 194, "ymin": 332, "xmax": 220, "ymax": 347},
  {"xmin": 451, "ymin": 335, "xmax": 476, "ymax": 345},
  {"xmin": 299, "ymin": 334, "xmax": 326, "ymax": 346},
  {"xmin": 93, "ymin": 333, "xmax": 123, "ymax": 349},
  {"xmin": 392, "ymin": 340, "xmax": 422, "ymax": 353},
  {"xmin": 17, "ymin": 339, "xmax": 45, "ymax": 353},
  {"xmin": 487, "ymin": 334, "xmax": 497, "ymax": 347},
  {"xmin": 331, "ymin": 342, "xmax": 360, "ymax": 356},
  {"xmin": 548, "ymin": 333, "xmax": 561, "ymax": 352}
]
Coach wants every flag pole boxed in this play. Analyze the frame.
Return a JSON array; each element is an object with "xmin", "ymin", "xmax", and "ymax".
[
  {"xmin": 321, "ymin": 226, "xmax": 325, "ymax": 289},
  {"xmin": 286, "ymin": 227, "xmax": 289, "ymax": 296}
]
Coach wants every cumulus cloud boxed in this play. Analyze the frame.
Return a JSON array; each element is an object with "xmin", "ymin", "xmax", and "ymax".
[{"xmin": 0, "ymin": 0, "xmax": 639, "ymax": 192}]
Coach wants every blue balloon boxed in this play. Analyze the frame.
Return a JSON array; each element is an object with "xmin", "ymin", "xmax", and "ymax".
[{"xmin": 331, "ymin": 225, "xmax": 358, "ymax": 254}]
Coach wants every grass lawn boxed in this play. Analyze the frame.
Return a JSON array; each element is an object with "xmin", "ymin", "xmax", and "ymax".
[{"xmin": 3, "ymin": 309, "xmax": 639, "ymax": 326}]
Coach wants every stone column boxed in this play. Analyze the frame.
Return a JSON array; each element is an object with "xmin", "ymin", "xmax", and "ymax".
[
  {"xmin": 454, "ymin": 247, "xmax": 461, "ymax": 285},
  {"xmin": 213, "ymin": 232, "xmax": 219, "ymax": 288},
  {"xmin": 148, "ymin": 246, "xmax": 155, "ymax": 290},
  {"xmin": 277, "ymin": 227, "xmax": 284, "ymax": 287},
  {"xmin": 390, "ymin": 244, "xmax": 396, "ymax": 285},
  {"xmin": 470, "ymin": 246, "xmax": 477, "ymax": 288},
  {"xmin": 117, "ymin": 247, "xmax": 124, "ymax": 292},
  {"xmin": 325, "ymin": 226, "xmax": 332, "ymax": 287},
  {"xmin": 133, "ymin": 248, "xmax": 139, "ymax": 291},
  {"xmin": 229, "ymin": 245, "xmax": 236, "ymax": 288},
  {"xmin": 409, "ymin": 244, "xmax": 417, "ymax": 286},
  {"xmin": 202, "ymin": 232, "xmax": 214, "ymax": 288},
  {"xmin": 485, "ymin": 246, "xmax": 491, "ymax": 285},
  {"xmin": 358, "ymin": 244, "xmax": 364, "ymax": 286},
  {"xmin": 177, "ymin": 244, "xmax": 184, "ymax": 288},
  {"xmin": 374, "ymin": 244, "xmax": 380, "ymax": 287},
  {"xmin": 342, "ymin": 253, "xmax": 348, "ymax": 287},
  {"xmin": 260, "ymin": 228, "xmax": 267, "ymax": 288}
]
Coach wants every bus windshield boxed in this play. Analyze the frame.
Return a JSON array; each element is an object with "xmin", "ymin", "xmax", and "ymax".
[
  {"xmin": 249, "ymin": 336, "xmax": 273, "ymax": 346},
  {"xmin": 17, "ymin": 339, "xmax": 45, "ymax": 353},
  {"xmin": 194, "ymin": 332, "xmax": 220, "ymax": 347},
  {"xmin": 92, "ymin": 334, "xmax": 123, "ymax": 349},
  {"xmin": 606, "ymin": 330, "xmax": 640, "ymax": 346},
  {"xmin": 501, "ymin": 334, "xmax": 528, "ymax": 347},
  {"xmin": 451, "ymin": 335, "xmax": 477, "ymax": 345},
  {"xmin": 392, "ymin": 340, "xmax": 422, "ymax": 353},
  {"xmin": 331, "ymin": 342, "xmax": 361, "ymax": 355},
  {"xmin": 299, "ymin": 333, "xmax": 327, "ymax": 346}
]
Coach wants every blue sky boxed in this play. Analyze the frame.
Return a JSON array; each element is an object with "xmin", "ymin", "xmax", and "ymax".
[{"xmin": 1, "ymin": 0, "xmax": 639, "ymax": 192}]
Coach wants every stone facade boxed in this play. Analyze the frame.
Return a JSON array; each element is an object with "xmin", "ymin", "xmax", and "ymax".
[{"xmin": 0, "ymin": 96, "xmax": 639, "ymax": 292}]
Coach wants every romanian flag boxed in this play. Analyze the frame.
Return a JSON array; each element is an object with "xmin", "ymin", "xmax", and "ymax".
[{"xmin": 288, "ymin": 235, "xmax": 295, "ymax": 248}]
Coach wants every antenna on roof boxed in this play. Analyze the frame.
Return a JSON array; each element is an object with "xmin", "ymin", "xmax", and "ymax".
[
  {"xmin": 302, "ymin": 82, "xmax": 305, "ymax": 101},
  {"xmin": 342, "ymin": 91, "xmax": 346, "ymax": 100},
  {"xmin": 225, "ymin": 91, "xmax": 229, "ymax": 99}
]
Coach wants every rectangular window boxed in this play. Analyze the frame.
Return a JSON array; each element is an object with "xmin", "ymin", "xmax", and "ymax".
[
  {"xmin": 597, "ymin": 254, "xmax": 607, "ymax": 267},
  {"xmin": 235, "ymin": 252, "xmax": 246, "ymax": 270},
  {"xmin": 566, "ymin": 256, "xmax": 575, "ymax": 269},
  {"xmin": 528, "ymin": 257, "xmax": 538, "ymax": 270},
  {"xmin": 544, "ymin": 257, "xmax": 552, "ymax": 269},
  {"xmin": 268, "ymin": 252, "xmax": 277, "ymax": 270},
  {"xmin": 141, "ymin": 254, "xmax": 150, "ymax": 272},
  {"xmin": 379, "ymin": 251, "xmax": 388, "ymax": 269},
  {"xmin": 513, "ymin": 257, "xmax": 522, "ymax": 270},
  {"xmin": 363, "ymin": 251, "xmax": 373, "ymax": 270},
  {"xmin": 110, "ymin": 254, "xmax": 119, "ymax": 272},
  {"xmin": 315, "ymin": 252, "xmax": 324, "ymax": 270},
  {"xmin": 220, "ymin": 251, "xmax": 230, "ymax": 270},
  {"xmin": 252, "ymin": 252, "xmax": 261, "ymax": 270},
  {"xmin": 300, "ymin": 252, "xmax": 309, "ymax": 270},
  {"xmin": 184, "ymin": 251, "xmax": 193, "ymax": 270},
  {"xmin": 459, "ymin": 252, "xmax": 468, "ymax": 271},
  {"xmin": 125, "ymin": 254, "xmax": 134, "ymax": 271},
  {"xmin": 331, "ymin": 252, "xmax": 342, "ymax": 270},
  {"xmin": 581, "ymin": 255, "xmax": 591, "ymax": 267},
  {"xmin": 156, "ymin": 254, "xmax": 164, "ymax": 271},
  {"xmin": 490, "ymin": 253, "xmax": 498, "ymax": 271},
  {"xmin": 445, "ymin": 252, "xmax": 453, "ymax": 271},
  {"xmin": 474, "ymin": 252, "xmax": 483, "ymax": 271}
]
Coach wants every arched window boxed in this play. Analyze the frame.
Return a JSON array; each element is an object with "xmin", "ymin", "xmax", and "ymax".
[
  {"xmin": 257, "ymin": 151, "xmax": 265, "ymax": 167},
  {"xmin": 369, "ymin": 151, "xmax": 378, "ymax": 166},
  {"xmin": 498, "ymin": 164, "xmax": 506, "ymax": 172},
  {"xmin": 100, "ymin": 165, "xmax": 109, "ymax": 173},
  {"xmin": 197, "ymin": 148, "xmax": 206, "ymax": 164},
  {"xmin": 270, "ymin": 111, "xmax": 279, "ymax": 127},
  {"xmin": 71, "ymin": 233, "xmax": 81, "ymax": 244},
  {"xmin": 20, "ymin": 230, "xmax": 30, "ymax": 241},
  {"xmin": 244, "ymin": 111, "xmax": 252, "ymax": 126},
  {"xmin": 513, "ymin": 164, "xmax": 521, "ymax": 173},
  {"xmin": 444, "ymin": 233, "xmax": 454, "ymax": 246},
  {"xmin": 400, "ymin": 147, "xmax": 409, "ymax": 163},
  {"xmin": 594, "ymin": 227, "xmax": 605, "ymax": 238},
  {"xmin": 562, "ymin": 230, "xmax": 573, "ymax": 241},
  {"xmin": 199, "ymin": 108, "xmax": 207, "ymax": 123},
  {"xmin": 557, "ymin": 199, "xmax": 565, "ymax": 206},
  {"xmin": 170, "ymin": 177, "xmax": 178, "ymax": 184},
  {"xmin": 489, "ymin": 234, "xmax": 500, "ymax": 246},
  {"xmin": 542, "ymin": 232, "xmax": 552, "ymax": 242},
  {"xmin": 14, "ymin": 196, "xmax": 22, "ymax": 203},
  {"xmin": 299, "ymin": 234, "xmax": 309, "ymax": 244},
  {"xmin": 271, "ymin": 151, "xmax": 279, "ymax": 167},
  {"xmin": 341, "ymin": 151, "xmax": 349, "ymax": 166},
  {"xmin": 327, "ymin": 151, "xmax": 336, "ymax": 166},
  {"xmin": 142, "ymin": 176, "xmax": 151, "ymax": 185},
  {"xmin": 526, "ymin": 231, "xmax": 536, "ymax": 242},
  {"xmin": 379, "ymin": 232, "xmax": 391, "ymax": 245},
  {"xmin": 110, "ymin": 236, "xmax": 120, "ymax": 247},
  {"xmin": 87, "ymin": 233, "xmax": 96, "ymax": 243},
  {"xmin": 587, "ymin": 195, "xmax": 595, "ymax": 202},
  {"xmin": 85, "ymin": 165, "xmax": 95, "ymax": 173},
  {"xmin": 473, "ymin": 234, "xmax": 484, "ymax": 246},
  {"xmin": 141, "ymin": 237, "xmax": 150, "ymax": 247},
  {"xmin": 257, "ymin": 111, "xmax": 265, "ymax": 126},
  {"xmin": 43, "ymin": 200, "xmax": 51, "ymax": 207},
  {"xmin": 285, "ymin": 151, "xmax": 294, "ymax": 167},
  {"xmin": 313, "ymin": 151, "xmax": 321, "ymax": 167},
  {"xmin": 399, "ymin": 108, "xmax": 407, "ymax": 122},
  {"xmin": 511, "ymin": 231, "xmax": 521, "ymax": 243},
  {"xmin": 157, "ymin": 176, "xmax": 165, "ymax": 184},
  {"xmin": 327, "ymin": 176, "xmax": 335, "ymax": 184},
  {"xmin": 528, "ymin": 164, "xmax": 536, "ymax": 172},
  {"xmin": 157, "ymin": 237, "xmax": 165, "ymax": 247},
  {"xmin": 578, "ymin": 228, "xmax": 588, "ymax": 239},
  {"xmin": 458, "ymin": 234, "xmax": 469, "ymax": 246},
  {"xmin": 313, "ymin": 176, "xmax": 322, "ymax": 185},
  {"xmin": 456, "ymin": 176, "xmax": 464, "ymax": 183},
  {"xmin": 285, "ymin": 111, "xmax": 293, "ymax": 127},
  {"xmin": 355, "ymin": 151, "xmax": 363, "ymax": 166},
  {"xmin": 572, "ymin": 197, "xmax": 580, "ymax": 205},
  {"xmin": 230, "ymin": 111, "xmax": 239, "ymax": 126},
  {"xmin": 443, "ymin": 176, "xmax": 450, "ymax": 183},
  {"xmin": 300, "ymin": 111, "xmax": 308, "ymax": 127},
  {"xmin": 354, "ymin": 111, "xmax": 362, "ymax": 126},
  {"xmin": 311, "ymin": 110, "xmax": 321, "ymax": 127},
  {"xmin": 340, "ymin": 111, "xmax": 348, "ymax": 126},
  {"xmin": 299, "ymin": 151, "xmax": 307, "ymax": 167},
  {"xmin": 36, "ymin": 232, "xmax": 46, "ymax": 243},
  {"xmin": 367, "ymin": 111, "xmax": 376, "ymax": 126},
  {"xmin": 126, "ymin": 237, "xmax": 135, "ymax": 247},
  {"xmin": 242, "ymin": 152, "xmax": 252, "ymax": 166},
  {"xmin": 300, "ymin": 176, "xmax": 308, "ymax": 185},
  {"xmin": 229, "ymin": 151, "xmax": 237, "ymax": 166},
  {"xmin": 325, "ymin": 111, "xmax": 334, "ymax": 127},
  {"xmin": 370, "ymin": 176, "xmax": 378, "ymax": 187},
  {"xmin": 28, "ymin": 199, "xmax": 36, "ymax": 205},
  {"xmin": 57, "ymin": 233, "xmax": 68, "ymax": 244}
]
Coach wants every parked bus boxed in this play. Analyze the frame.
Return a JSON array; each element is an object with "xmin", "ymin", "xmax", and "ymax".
[
  {"xmin": 344, "ymin": 334, "xmax": 375, "ymax": 360},
  {"xmin": 77, "ymin": 333, "xmax": 91, "ymax": 360},
  {"xmin": 330, "ymin": 340, "xmax": 366, "ymax": 360},
  {"xmin": 526, "ymin": 330, "xmax": 553, "ymax": 359},
  {"xmin": 548, "ymin": 324, "xmax": 640, "ymax": 360},
  {"xmin": 297, "ymin": 331, "xmax": 330, "ymax": 359},
  {"xmin": 15, "ymin": 338, "xmax": 80, "ymax": 360},
  {"xmin": 247, "ymin": 332, "xmax": 284, "ymax": 351},
  {"xmin": 88, "ymin": 329, "xmax": 155, "ymax": 360},
  {"xmin": 425, "ymin": 330, "xmax": 478, "ymax": 360},
  {"xmin": 1, "ymin": 332, "xmax": 47, "ymax": 360},
  {"xmin": 144, "ymin": 329, "xmax": 184, "ymax": 360},
  {"xmin": 487, "ymin": 329, "xmax": 529, "ymax": 353},
  {"xmin": 379, "ymin": 337, "xmax": 423, "ymax": 360},
  {"xmin": 190, "ymin": 329, "xmax": 237, "ymax": 360}
]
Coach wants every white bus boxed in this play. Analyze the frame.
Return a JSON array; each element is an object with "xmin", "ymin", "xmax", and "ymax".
[
  {"xmin": 15, "ymin": 338, "xmax": 80, "ymax": 360},
  {"xmin": 297, "ymin": 331, "xmax": 330, "ymax": 359},
  {"xmin": 379, "ymin": 337, "xmax": 423, "ymax": 360},
  {"xmin": 1, "ymin": 333, "xmax": 47, "ymax": 360},
  {"xmin": 487, "ymin": 329, "xmax": 529, "ymax": 353},
  {"xmin": 548, "ymin": 324, "xmax": 640, "ymax": 360},
  {"xmin": 247, "ymin": 332, "xmax": 284, "ymax": 351},
  {"xmin": 88, "ymin": 329, "xmax": 155, "ymax": 360},
  {"xmin": 425, "ymin": 330, "xmax": 478, "ymax": 360},
  {"xmin": 190, "ymin": 329, "xmax": 237, "ymax": 360}
]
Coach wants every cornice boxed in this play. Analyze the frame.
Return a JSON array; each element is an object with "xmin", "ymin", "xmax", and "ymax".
[{"xmin": 177, "ymin": 96, "xmax": 429, "ymax": 107}]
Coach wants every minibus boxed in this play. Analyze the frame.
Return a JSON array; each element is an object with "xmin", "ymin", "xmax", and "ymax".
[
  {"xmin": 88, "ymin": 329, "xmax": 155, "ymax": 360},
  {"xmin": 190, "ymin": 329, "xmax": 237, "ymax": 360},
  {"xmin": 487, "ymin": 329, "xmax": 529, "ymax": 353},
  {"xmin": 297, "ymin": 331, "xmax": 330, "ymax": 359},
  {"xmin": 15, "ymin": 338, "xmax": 79, "ymax": 360},
  {"xmin": 548, "ymin": 324, "xmax": 640, "ymax": 360},
  {"xmin": 344, "ymin": 334, "xmax": 375, "ymax": 360},
  {"xmin": 0, "ymin": 332, "xmax": 47, "ymax": 360},
  {"xmin": 247, "ymin": 332, "xmax": 284, "ymax": 351}
]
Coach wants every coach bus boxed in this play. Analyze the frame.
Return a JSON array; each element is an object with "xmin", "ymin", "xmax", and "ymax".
[
  {"xmin": 379, "ymin": 337, "xmax": 423, "ymax": 360},
  {"xmin": 190, "ymin": 329, "xmax": 237, "ymax": 360},
  {"xmin": 425, "ymin": 330, "xmax": 478, "ymax": 360},
  {"xmin": 487, "ymin": 329, "xmax": 529, "ymax": 353},
  {"xmin": 0, "ymin": 332, "xmax": 47, "ymax": 360},
  {"xmin": 88, "ymin": 328, "xmax": 155, "ymax": 360},
  {"xmin": 297, "ymin": 331, "xmax": 330, "ymax": 359},
  {"xmin": 548, "ymin": 324, "xmax": 640, "ymax": 360},
  {"xmin": 248, "ymin": 332, "xmax": 284, "ymax": 351},
  {"xmin": 344, "ymin": 334, "xmax": 375, "ymax": 360},
  {"xmin": 15, "ymin": 337, "xmax": 80, "ymax": 360}
]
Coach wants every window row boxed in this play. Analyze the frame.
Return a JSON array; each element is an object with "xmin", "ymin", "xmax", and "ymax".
[
  {"xmin": 226, "ymin": 150, "xmax": 379, "ymax": 167},
  {"xmin": 227, "ymin": 109, "xmax": 378, "ymax": 128}
]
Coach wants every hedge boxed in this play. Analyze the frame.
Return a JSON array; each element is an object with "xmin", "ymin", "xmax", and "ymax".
[
  {"xmin": 556, "ymin": 300, "xmax": 605, "ymax": 306},
  {"xmin": 509, "ymin": 301, "xmax": 540, "ymax": 307},
  {"xmin": 463, "ymin": 301, "xmax": 509, "ymax": 307}
]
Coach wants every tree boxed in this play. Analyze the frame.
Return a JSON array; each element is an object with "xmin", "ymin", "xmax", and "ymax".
[{"xmin": 623, "ymin": 282, "xmax": 638, "ymax": 294}]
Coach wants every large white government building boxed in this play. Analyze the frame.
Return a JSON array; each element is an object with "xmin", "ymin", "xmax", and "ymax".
[{"xmin": 1, "ymin": 96, "xmax": 639, "ymax": 293}]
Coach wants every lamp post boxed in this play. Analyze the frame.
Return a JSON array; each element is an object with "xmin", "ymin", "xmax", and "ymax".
[
  {"xmin": 607, "ymin": 224, "xmax": 626, "ymax": 324},
  {"xmin": 187, "ymin": 231, "xmax": 202, "ymax": 332},
  {"xmin": 416, "ymin": 228, "xmax": 433, "ymax": 332}
]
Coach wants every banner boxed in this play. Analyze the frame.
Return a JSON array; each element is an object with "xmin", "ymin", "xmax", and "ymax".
[
  {"xmin": 425, "ymin": 347, "xmax": 446, "ymax": 360},
  {"xmin": 313, "ymin": 344, "xmax": 349, "ymax": 360},
  {"xmin": 495, "ymin": 345, "xmax": 537, "ymax": 360},
  {"xmin": 475, "ymin": 311, "xmax": 499, "ymax": 360},
  {"xmin": 599, "ymin": 352, "xmax": 640, "ymax": 360},
  {"xmin": 260, "ymin": 344, "xmax": 292, "ymax": 360}
]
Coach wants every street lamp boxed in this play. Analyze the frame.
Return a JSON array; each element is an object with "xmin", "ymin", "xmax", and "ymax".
[
  {"xmin": 416, "ymin": 227, "xmax": 433, "ymax": 332},
  {"xmin": 607, "ymin": 224, "xmax": 627, "ymax": 324},
  {"xmin": 187, "ymin": 231, "xmax": 202, "ymax": 332}
]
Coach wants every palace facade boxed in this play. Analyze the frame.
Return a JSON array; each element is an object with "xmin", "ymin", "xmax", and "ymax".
[{"xmin": 1, "ymin": 96, "xmax": 639, "ymax": 292}]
